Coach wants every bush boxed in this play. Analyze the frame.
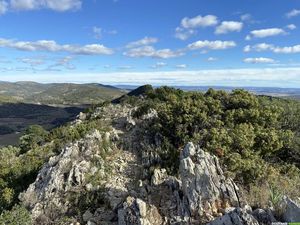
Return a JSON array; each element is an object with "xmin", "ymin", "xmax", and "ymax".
[
  {"xmin": 0, "ymin": 205, "xmax": 31, "ymax": 225},
  {"xmin": 133, "ymin": 86, "xmax": 300, "ymax": 200}
]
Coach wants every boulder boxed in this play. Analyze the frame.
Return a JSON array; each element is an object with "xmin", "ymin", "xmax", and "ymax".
[
  {"xmin": 207, "ymin": 208, "xmax": 259, "ymax": 225},
  {"xmin": 252, "ymin": 208, "xmax": 277, "ymax": 225},
  {"xmin": 280, "ymin": 196, "xmax": 300, "ymax": 222}
]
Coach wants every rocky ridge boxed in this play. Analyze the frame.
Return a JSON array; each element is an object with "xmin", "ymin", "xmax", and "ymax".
[{"xmin": 20, "ymin": 103, "xmax": 300, "ymax": 225}]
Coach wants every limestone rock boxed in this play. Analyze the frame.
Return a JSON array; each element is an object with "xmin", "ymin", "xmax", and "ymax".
[
  {"xmin": 151, "ymin": 168, "xmax": 168, "ymax": 186},
  {"xmin": 118, "ymin": 196, "xmax": 163, "ymax": 225},
  {"xmin": 20, "ymin": 130, "xmax": 103, "ymax": 221},
  {"xmin": 179, "ymin": 142, "xmax": 240, "ymax": 221}
]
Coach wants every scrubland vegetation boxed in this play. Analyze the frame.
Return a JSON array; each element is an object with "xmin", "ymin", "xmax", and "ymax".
[{"xmin": 1, "ymin": 86, "xmax": 300, "ymax": 223}]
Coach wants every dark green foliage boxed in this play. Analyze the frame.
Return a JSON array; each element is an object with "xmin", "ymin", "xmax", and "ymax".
[
  {"xmin": 19, "ymin": 125, "xmax": 49, "ymax": 153},
  {"xmin": 112, "ymin": 84, "xmax": 153, "ymax": 104},
  {"xmin": 134, "ymin": 87, "xmax": 300, "ymax": 185},
  {"xmin": 0, "ymin": 205, "xmax": 31, "ymax": 225}
]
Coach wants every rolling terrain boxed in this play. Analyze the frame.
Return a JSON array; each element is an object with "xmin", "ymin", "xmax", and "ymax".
[
  {"xmin": 0, "ymin": 81, "xmax": 126, "ymax": 146},
  {"xmin": 0, "ymin": 81, "xmax": 126, "ymax": 105}
]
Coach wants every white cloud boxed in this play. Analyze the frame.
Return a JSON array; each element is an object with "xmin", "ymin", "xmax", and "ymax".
[
  {"xmin": 20, "ymin": 57, "xmax": 44, "ymax": 66},
  {"xmin": 244, "ymin": 43, "xmax": 300, "ymax": 54},
  {"xmin": 215, "ymin": 21, "xmax": 243, "ymax": 34},
  {"xmin": 243, "ymin": 45, "xmax": 251, "ymax": 52},
  {"xmin": 176, "ymin": 64, "xmax": 187, "ymax": 69},
  {"xmin": 124, "ymin": 46, "xmax": 184, "ymax": 58},
  {"xmin": 0, "ymin": 38, "xmax": 113, "ymax": 55},
  {"xmin": 48, "ymin": 56, "xmax": 75, "ymax": 70},
  {"xmin": 286, "ymin": 9, "xmax": 300, "ymax": 18},
  {"xmin": 287, "ymin": 24, "xmax": 296, "ymax": 30},
  {"xmin": 175, "ymin": 27, "xmax": 196, "ymax": 41},
  {"xmin": 126, "ymin": 37, "xmax": 158, "ymax": 48},
  {"xmin": 188, "ymin": 40, "xmax": 236, "ymax": 51},
  {"xmin": 207, "ymin": 57, "xmax": 218, "ymax": 62},
  {"xmin": 0, "ymin": 1, "xmax": 8, "ymax": 14},
  {"xmin": 241, "ymin": 13, "xmax": 251, "ymax": 21},
  {"xmin": 93, "ymin": 26, "xmax": 102, "ymax": 39},
  {"xmin": 9, "ymin": 0, "xmax": 81, "ymax": 11},
  {"xmin": 0, "ymin": 0, "xmax": 81, "ymax": 14},
  {"xmin": 175, "ymin": 14, "xmax": 218, "ymax": 40},
  {"xmin": 243, "ymin": 57, "xmax": 275, "ymax": 64},
  {"xmin": 152, "ymin": 62, "xmax": 167, "ymax": 68},
  {"xmin": 92, "ymin": 27, "xmax": 117, "ymax": 39},
  {"xmin": 247, "ymin": 28, "xmax": 286, "ymax": 39},
  {"xmin": 181, "ymin": 15, "xmax": 218, "ymax": 29}
]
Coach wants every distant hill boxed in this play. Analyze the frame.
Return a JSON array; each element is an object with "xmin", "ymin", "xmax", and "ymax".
[
  {"xmin": 0, "ymin": 81, "xmax": 126, "ymax": 105},
  {"xmin": 115, "ymin": 85, "xmax": 300, "ymax": 100}
]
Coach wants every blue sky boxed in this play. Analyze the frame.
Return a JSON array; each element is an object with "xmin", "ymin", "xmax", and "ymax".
[{"xmin": 0, "ymin": 0, "xmax": 300, "ymax": 87}]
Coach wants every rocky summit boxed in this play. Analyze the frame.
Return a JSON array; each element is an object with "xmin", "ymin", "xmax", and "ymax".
[{"xmin": 14, "ymin": 100, "xmax": 300, "ymax": 225}]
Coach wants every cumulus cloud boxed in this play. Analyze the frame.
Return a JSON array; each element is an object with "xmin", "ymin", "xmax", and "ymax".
[
  {"xmin": 175, "ymin": 14, "xmax": 218, "ymax": 40},
  {"xmin": 244, "ymin": 43, "xmax": 300, "ymax": 54},
  {"xmin": 126, "ymin": 37, "xmax": 158, "ymax": 48},
  {"xmin": 181, "ymin": 15, "xmax": 218, "ymax": 29},
  {"xmin": 0, "ymin": 1, "xmax": 8, "ymax": 14},
  {"xmin": 246, "ymin": 28, "xmax": 286, "ymax": 39},
  {"xmin": 9, "ymin": 0, "xmax": 81, "ymax": 11},
  {"xmin": 188, "ymin": 40, "xmax": 236, "ymax": 51},
  {"xmin": 286, "ymin": 9, "xmax": 300, "ymax": 18},
  {"xmin": 124, "ymin": 46, "xmax": 184, "ymax": 59},
  {"xmin": 243, "ymin": 57, "xmax": 275, "ymax": 64},
  {"xmin": 175, "ymin": 27, "xmax": 196, "ymax": 41},
  {"xmin": 0, "ymin": 38, "xmax": 113, "ymax": 55},
  {"xmin": 287, "ymin": 24, "xmax": 296, "ymax": 30},
  {"xmin": 215, "ymin": 21, "xmax": 243, "ymax": 34}
]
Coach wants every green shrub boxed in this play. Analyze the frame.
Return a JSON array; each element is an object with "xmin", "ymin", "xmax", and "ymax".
[{"xmin": 0, "ymin": 205, "xmax": 31, "ymax": 225}]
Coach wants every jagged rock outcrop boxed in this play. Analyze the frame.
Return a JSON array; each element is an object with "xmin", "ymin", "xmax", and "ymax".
[
  {"xmin": 20, "ymin": 130, "xmax": 104, "ymax": 221},
  {"xmin": 179, "ymin": 142, "xmax": 240, "ymax": 222}
]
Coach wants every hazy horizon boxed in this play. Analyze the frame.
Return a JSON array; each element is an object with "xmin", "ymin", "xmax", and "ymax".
[{"xmin": 1, "ymin": 0, "xmax": 300, "ymax": 87}]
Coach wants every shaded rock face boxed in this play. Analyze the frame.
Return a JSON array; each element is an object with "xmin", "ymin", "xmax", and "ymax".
[
  {"xmin": 179, "ymin": 142, "xmax": 240, "ymax": 222},
  {"xmin": 20, "ymin": 130, "xmax": 103, "ymax": 221},
  {"xmin": 280, "ymin": 196, "xmax": 300, "ymax": 222},
  {"xmin": 252, "ymin": 208, "xmax": 277, "ymax": 225},
  {"xmin": 207, "ymin": 208, "xmax": 259, "ymax": 225}
]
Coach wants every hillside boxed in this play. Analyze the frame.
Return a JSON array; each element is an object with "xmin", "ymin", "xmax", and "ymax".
[
  {"xmin": 0, "ymin": 81, "xmax": 126, "ymax": 105},
  {"xmin": 0, "ymin": 86, "xmax": 300, "ymax": 224}
]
